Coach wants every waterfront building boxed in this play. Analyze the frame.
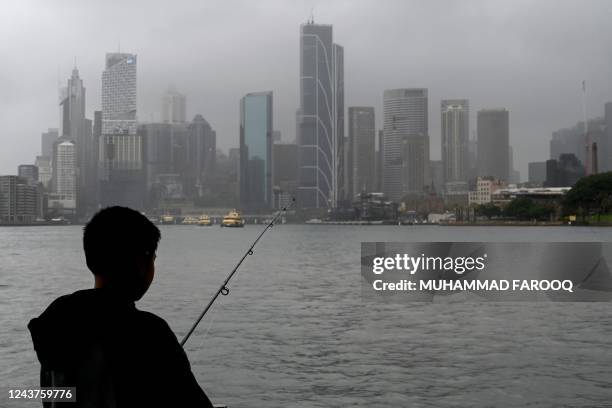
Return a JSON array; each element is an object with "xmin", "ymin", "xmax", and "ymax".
[
  {"xmin": 382, "ymin": 88, "xmax": 430, "ymax": 201},
  {"xmin": 468, "ymin": 177, "xmax": 506, "ymax": 206},
  {"xmin": 0, "ymin": 176, "xmax": 40, "ymax": 224},
  {"xmin": 240, "ymin": 91, "xmax": 273, "ymax": 211},
  {"xmin": 297, "ymin": 20, "xmax": 344, "ymax": 209}
]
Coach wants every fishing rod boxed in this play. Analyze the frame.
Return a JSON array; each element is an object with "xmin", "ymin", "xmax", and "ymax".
[{"xmin": 180, "ymin": 198, "xmax": 295, "ymax": 347}]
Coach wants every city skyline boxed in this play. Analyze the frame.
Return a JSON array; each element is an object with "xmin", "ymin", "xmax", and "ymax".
[{"xmin": 2, "ymin": 1, "xmax": 611, "ymax": 179}]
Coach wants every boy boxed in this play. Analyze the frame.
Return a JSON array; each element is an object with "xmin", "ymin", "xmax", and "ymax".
[{"xmin": 28, "ymin": 206, "xmax": 214, "ymax": 407}]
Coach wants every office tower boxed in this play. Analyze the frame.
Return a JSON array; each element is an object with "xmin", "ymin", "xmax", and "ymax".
[
  {"xmin": 240, "ymin": 92, "xmax": 273, "ymax": 211},
  {"xmin": 140, "ymin": 122, "xmax": 188, "ymax": 204},
  {"xmin": 545, "ymin": 153, "xmax": 585, "ymax": 187},
  {"xmin": 333, "ymin": 43, "xmax": 345, "ymax": 203},
  {"xmin": 35, "ymin": 156, "xmax": 52, "ymax": 189},
  {"xmin": 477, "ymin": 109, "xmax": 509, "ymax": 182},
  {"xmin": 508, "ymin": 146, "xmax": 520, "ymax": 183},
  {"xmin": 297, "ymin": 20, "xmax": 344, "ymax": 208},
  {"xmin": 0, "ymin": 175, "xmax": 40, "ymax": 224},
  {"xmin": 99, "ymin": 52, "xmax": 143, "ymax": 209},
  {"xmin": 604, "ymin": 102, "xmax": 612, "ymax": 172},
  {"xmin": 60, "ymin": 67, "xmax": 91, "ymax": 215},
  {"xmin": 528, "ymin": 162, "xmax": 547, "ymax": 185},
  {"xmin": 429, "ymin": 160, "xmax": 444, "ymax": 194},
  {"xmin": 376, "ymin": 129, "xmax": 384, "ymax": 192},
  {"xmin": 49, "ymin": 140, "xmax": 77, "ymax": 214},
  {"xmin": 273, "ymin": 143, "xmax": 299, "ymax": 208},
  {"xmin": 41, "ymin": 128, "xmax": 59, "ymax": 158},
  {"xmin": 347, "ymin": 107, "xmax": 375, "ymax": 199},
  {"xmin": 188, "ymin": 115, "xmax": 216, "ymax": 197},
  {"xmin": 18, "ymin": 165, "xmax": 39, "ymax": 185},
  {"xmin": 382, "ymin": 88, "xmax": 429, "ymax": 201},
  {"xmin": 60, "ymin": 67, "xmax": 86, "ymax": 141},
  {"xmin": 162, "ymin": 87, "xmax": 187, "ymax": 123},
  {"xmin": 441, "ymin": 99, "xmax": 469, "ymax": 185}
]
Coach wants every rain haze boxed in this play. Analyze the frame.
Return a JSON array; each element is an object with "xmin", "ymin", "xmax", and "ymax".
[{"xmin": 1, "ymin": 0, "xmax": 611, "ymax": 177}]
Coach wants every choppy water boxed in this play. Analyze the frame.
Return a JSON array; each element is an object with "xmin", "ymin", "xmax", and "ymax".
[{"xmin": 1, "ymin": 225, "xmax": 612, "ymax": 407}]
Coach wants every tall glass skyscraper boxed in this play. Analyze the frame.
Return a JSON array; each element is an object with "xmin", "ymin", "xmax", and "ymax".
[
  {"xmin": 99, "ymin": 52, "xmax": 143, "ymax": 208},
  {"xmin": 382, "ymin": 88, "xmax": 429, "ymax": 201},
  {"xmin": 240, "ymin": 92, "xmax": 273, "ymax": 211},
  {"xmin": 441, "ymin": 99, "xmax": 469, "ymax": 184},
  {"xmin": 297, "ymin": 20, "xmax": 344, "ymax": 209}
]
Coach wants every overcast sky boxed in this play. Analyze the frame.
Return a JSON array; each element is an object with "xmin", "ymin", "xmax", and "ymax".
[{"xmin": 1, "ymin": 0, "xmax": 611, "ymax": 179}]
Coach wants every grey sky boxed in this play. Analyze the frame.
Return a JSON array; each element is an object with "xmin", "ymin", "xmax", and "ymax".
[{"xmin": 1, "ymin": 0, "xmax": 611, "ymax": 178}]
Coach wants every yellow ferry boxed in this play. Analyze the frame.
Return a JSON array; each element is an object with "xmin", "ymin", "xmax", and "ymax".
[
  {"xmin": 198, "ymin": 215, "xmax": 212, "ymax": 226},
  {"xmin": 221, "ymin": 209, "xmax": 244, "ymax": 228}
]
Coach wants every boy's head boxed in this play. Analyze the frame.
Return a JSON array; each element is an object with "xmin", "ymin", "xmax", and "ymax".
[{"xmin": 83, "ymin": 206, "xmax": 161, "ymax": 301}]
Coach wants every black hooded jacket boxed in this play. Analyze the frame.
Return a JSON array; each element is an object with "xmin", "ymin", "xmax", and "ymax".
[{"xmin": 28, "ymin": 288, "xmax": 213, "ymax": 407}]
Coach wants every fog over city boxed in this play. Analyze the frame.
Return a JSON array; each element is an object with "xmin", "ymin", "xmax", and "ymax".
[{"xmin": 1, "ymin": 0, "xmax": 611, "ymax": 178}]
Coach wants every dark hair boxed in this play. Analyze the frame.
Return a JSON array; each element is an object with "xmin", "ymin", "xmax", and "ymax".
[{"xmin": 83, "ymin": 206, "xmax": 161, "ymax": 277}]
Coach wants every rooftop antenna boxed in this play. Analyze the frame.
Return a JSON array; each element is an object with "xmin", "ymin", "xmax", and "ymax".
[
  {"xmin": 309, "ymin": 6, "xmax": 314, "ymax": 24},
  {"xmin": 582, "ymin": 80, "xmax": 590, "ymax": 175},
  {"xmin": 118, "ymin": 39, "xmax": 121, "ymax": 53}
]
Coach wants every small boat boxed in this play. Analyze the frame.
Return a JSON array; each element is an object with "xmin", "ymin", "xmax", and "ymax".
[
  {"xmin": 198, "ymin": 215, "xmax": 212, "ymax": 226},
  {"xmin": 220, "ymin": 209, "xmax": 244, "ymax": 228}
]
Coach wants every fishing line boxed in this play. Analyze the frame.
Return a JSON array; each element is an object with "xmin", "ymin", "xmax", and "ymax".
[{"xmin": 180, "ymin": 198, "xmax": 295, "ymax": 347}]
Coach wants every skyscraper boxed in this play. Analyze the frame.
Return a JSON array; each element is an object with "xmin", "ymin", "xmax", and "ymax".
[
  {"xmin": 382, "ymin": 88, "xmax": 429, "ymax": 201},
  {"xmin": 441, "ymin": 99, "xmax": 469, "ymax": 185},
  {"xmin": 162, "ymin": 87, "xmax": 187, "ymax": 123},
  {"xmin": 297, "ymin": 20, "xmax": 344, "ymax": 209},
  {"xmin": 99, "ymin": 52, "xmax": 143, "ymax": 208},
  {"xmin": 348, "ymin": 107, "xmax": 376, "ymax": 199},
  {"xmin": 240, "ymin": 91, "xmax": 273, "ymax": 211},
  {"xmin": 59, "ymin": 67, "xmax": 91, "ymax": 216},
  {"xmin": 477, "ymin": 109, "xmax": 509, "ymax": 182},
  {"xmin": 187, "ymin": 115, "xmax": 216, "ymax": 197},
  {"xmin": 41, "ymin": 128, "xmax": 58, "ymax": 158},
  {"xmin": 605, "ymin": 102, "xmax": 612, "ymax": 172},
  {"xmin": 49, "ymin": 140, "xmax": 77, "ymax": 215}
]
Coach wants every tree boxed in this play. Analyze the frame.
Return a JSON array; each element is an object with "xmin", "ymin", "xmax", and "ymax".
[
  {"xmin": 504, "ymin": 197, "xmax": 554, "ymax": 221},
  {"xmin": 475, "ymin": 202, "xmax": 501, "ymax": 220},
  {"xmin": 563, "ymin": 172, "xmax": 612, "ymax": 220}
]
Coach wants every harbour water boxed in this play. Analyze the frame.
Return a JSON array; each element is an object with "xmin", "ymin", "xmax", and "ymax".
[{"xmin": 1, "ymin": 225, "xmax": 612, "ymax": 407}]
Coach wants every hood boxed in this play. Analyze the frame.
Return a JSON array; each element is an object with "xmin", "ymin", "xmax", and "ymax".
[{"xmin": 28, "ymin": 289, "xmax": 135, "ymax": 369}]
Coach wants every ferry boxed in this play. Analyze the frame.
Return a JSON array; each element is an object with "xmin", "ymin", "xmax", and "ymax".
[
  {"xmin": 220, "ymin": 209, "xmax": 244, "ymax": 228},
  {"xmin": 198, "ymin": 215, "xmax": 213, "ymax": 226},
  {"xmin": 182, "ymin": 216, "xmax": 199, "ymax": 225},
  {"xmin": 160, "ymin": 215, "xmax": 176, "ymax": 225}
]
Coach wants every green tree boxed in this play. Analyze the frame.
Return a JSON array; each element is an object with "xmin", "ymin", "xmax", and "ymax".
[
  {"xmin": 504, "ymin": 197, "xmax": 554, "ymax": 221},
  {"xmin": 563, "ymin": 172, "xmax": 612, "ymax": 220},
  {"xmin": 475, "ymin": 203, "xmax": 501, "ymax": 219}
]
